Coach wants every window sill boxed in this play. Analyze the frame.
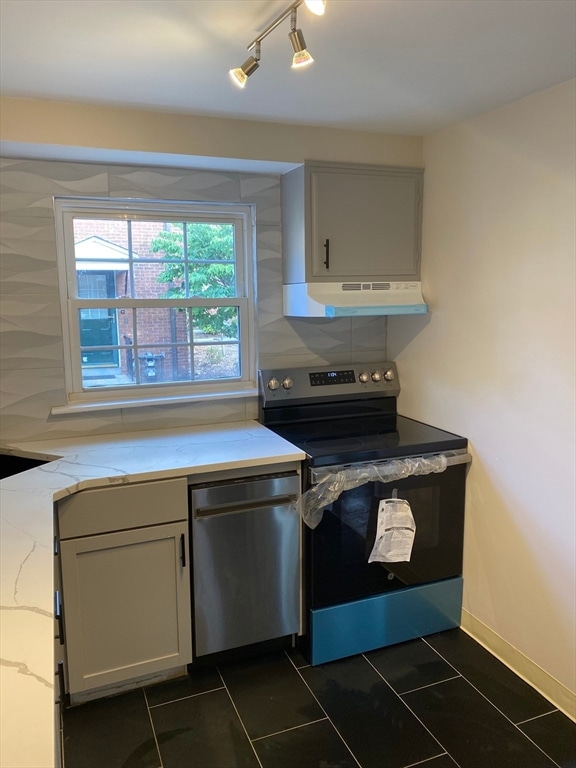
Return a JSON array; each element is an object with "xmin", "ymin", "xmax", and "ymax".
[{"xmin": 50, "ymin": 385, "xmax": 258, "ymax": 415}]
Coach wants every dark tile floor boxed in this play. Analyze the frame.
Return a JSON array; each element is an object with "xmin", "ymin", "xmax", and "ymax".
[{"xmin": 62, "ymin": 628, "xmax": 576, "ymax": 768}]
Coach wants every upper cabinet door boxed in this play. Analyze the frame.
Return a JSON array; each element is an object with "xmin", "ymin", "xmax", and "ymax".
[
  {"xmin": 310, "ymin": 167, "xmax": 422, "ymax": 279},
  {"xmin": 281, "ymin": 162, "xmax": 423, "ymax": 285}
]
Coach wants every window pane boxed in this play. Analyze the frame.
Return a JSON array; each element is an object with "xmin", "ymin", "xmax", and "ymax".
[
  {"xmin": 131, "ymin": 221, "xmax": 176, "ymax": 299},
  {"xmin": 77, "ymin": 271, "xmax": 117, "ymax": 300},
  {"xmin": 186, "ymin": 222, "xmax": 236, "ymax": 299},
  {"xmin": 73, "ymin": 220, "xmax": 130, "ymax": 281},
  {"xmin": 79, "ymin": 308, "xmax": 118, "ymax": 366},
  {"xmin": 118, "ymin": 310, "xmax": 135, "ymax": 351},
  {"xmin": 193, "ymin": 344, "xmax": 241, "ymax": 381},
  {"xmin": 81, "ymin": 348, "xmax": 135, "ymax": 390},
  {"xmin": 134, "ymin": 308, "xmax": 191, "ymax": 383},
  {"xmin": 133, "ymin": 260, "xmax": 180, "ymax": 300},
  {"xmin": 137, "ymin": 347, "xmax": 190, "ymax": 385},
  {"xmin": 191, "ymin": 307, "xmax": 239, "ymax": 342},
  {"xmin": 135, "ymin": 308, "xmax": 190, "ymax": 345},
  {"xmin": 191, "ymin": 306, "xmax": 240, "ymax": 380},
  {"xmin": 187, "ymin": 261, "xmax": 235, "ymax": 299},
  {"xmin": 185, "ymin": 222, "xmax": 234, "ymax": 262}
]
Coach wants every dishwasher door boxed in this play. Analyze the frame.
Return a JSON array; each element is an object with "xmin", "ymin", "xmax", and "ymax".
[{"xmin": 190, "ymin": 473, "xmax": 300, "ymax": 656}]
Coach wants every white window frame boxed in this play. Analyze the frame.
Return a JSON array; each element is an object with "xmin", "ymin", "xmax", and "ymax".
[{"xmin": 53, "ymin": 197, "xmax": 257, "ymax": 413}]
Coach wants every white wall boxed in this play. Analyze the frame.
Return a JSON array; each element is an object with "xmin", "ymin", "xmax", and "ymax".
[{"xmin": 388, "ymin": 80, "xmax": 576, "ymax": 715}]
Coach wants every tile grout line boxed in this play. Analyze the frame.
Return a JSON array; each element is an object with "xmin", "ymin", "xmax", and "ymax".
[
  {"xmin": 362, "ymin": 654, "xmax": 459, "ymax": 768},
  {"xmin": 398, "ymin": 673, "xmax": 462, "ymax": 696},
  {"xmin": 401, "ymin": 754, "xmax": 454, "ymax": 768},
  {"xmin": 216, "ymin": 665, "xmax": 264, "ymax": 768},
  {"xmin": 419, "ymin": 638, "xmax": 564, "ymax": 768},
  {"xmin": 147, "ymin": 684, "xmax": 226, "ymax": 708},
  {"xmin": 250, "ymin": 716, "xmax": 330, "ymax": 743},
  {"xmin": 142, "ymin": 688, "xmax": 164, "ymax": 768},
  {"xmin": 516, "ymin": 709, "xmax": 560, "ymax": 726},
  {"xmin": 285, "ymin": 650, "xmax": 363, "ymax": 768}
]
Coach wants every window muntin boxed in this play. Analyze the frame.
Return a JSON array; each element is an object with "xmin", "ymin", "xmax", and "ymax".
[{"xmin": 55, "ymin": 199, "xmax": 255, "ymax": 406}]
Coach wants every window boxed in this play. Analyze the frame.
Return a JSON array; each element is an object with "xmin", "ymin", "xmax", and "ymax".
[{"xmin": 54, "ymin": 198, "xmax": 256, "ymax": 410}]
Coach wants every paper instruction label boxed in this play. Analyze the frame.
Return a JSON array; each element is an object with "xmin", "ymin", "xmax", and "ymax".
[{"xmin": 368, "ymin": 498, "xmax": 416, "ymax": 563}]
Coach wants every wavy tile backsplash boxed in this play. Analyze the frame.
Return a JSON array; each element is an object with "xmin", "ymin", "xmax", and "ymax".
[{"xmin": 0, "ymin": 157, "xmax": 387, "ymax": 443}]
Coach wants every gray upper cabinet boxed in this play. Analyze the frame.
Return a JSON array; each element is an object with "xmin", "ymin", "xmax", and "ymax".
[{"xmin": 281, "ymin": 161, "xmax": 424, "ymax": 283}]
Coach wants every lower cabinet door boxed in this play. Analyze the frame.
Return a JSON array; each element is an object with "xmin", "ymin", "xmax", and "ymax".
[{"xmin": 60, "ymin": 522, "xmax": 191, "ymax": 693}]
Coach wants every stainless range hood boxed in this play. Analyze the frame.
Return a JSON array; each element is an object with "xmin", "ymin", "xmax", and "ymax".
[{"xmin": 283, "ymin": 281, "xmax": 428, "ymax": 318}]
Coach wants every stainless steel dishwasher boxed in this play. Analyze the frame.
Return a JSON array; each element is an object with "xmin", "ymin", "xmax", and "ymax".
[{"xmin": 189, "ymin": 471, "xmax": 300, "ymax": 656}]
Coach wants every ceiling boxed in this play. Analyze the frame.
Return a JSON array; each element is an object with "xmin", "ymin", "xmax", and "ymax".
[{"xmin": 0, "ymin": 0, "xmax": 575, "ymax": 136}]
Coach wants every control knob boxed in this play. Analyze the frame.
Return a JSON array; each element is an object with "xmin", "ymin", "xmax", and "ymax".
[
  {"xmin": 281, "ymin": 377, "xmax": 294, "ymax": 390},
  {"xmin": 358, "ymin": 371, "xmax": 369, "ymax": 383},
  {"xmin": 267, "ymin": 377, "xmax": 280, "ymax": 391},
  {"xmin": 384, "ymin": 368, "xmax": 395, "ymax": 382},
  {"xmin": 371, "ymin": 370, "xmax": 382, "ymax": 382}
]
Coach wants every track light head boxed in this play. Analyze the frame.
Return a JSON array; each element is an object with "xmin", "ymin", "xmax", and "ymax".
[
  {"xmin": 289, "ymin": 28, "xmax": 314, "ymax": 68},
  {"xmin": 229, "ymin": 56, "xmax": 259, "ymax": 88},
  {"xmin": 229, "ymin": 42, "xmax": 261, "ymax": 88}
]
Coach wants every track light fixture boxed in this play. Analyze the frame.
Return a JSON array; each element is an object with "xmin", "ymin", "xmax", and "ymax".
[{"xmin": 229, "ymin": 0, "xmax": 326, "ymax": 88}]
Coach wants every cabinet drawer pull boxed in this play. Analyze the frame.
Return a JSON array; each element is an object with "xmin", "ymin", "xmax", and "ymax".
[
  {"xmin": 323, "ymin": 238, "xmax": 330, "ymax": 269},
  {"xmin": 180, "ymin": 533, "xmax": 187, "ymax": 568}
]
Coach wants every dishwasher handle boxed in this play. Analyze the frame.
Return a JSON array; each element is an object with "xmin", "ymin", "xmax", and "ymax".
[{"xmin": 193, "ymin": 494, "xmax": 298, "ymax": 519}]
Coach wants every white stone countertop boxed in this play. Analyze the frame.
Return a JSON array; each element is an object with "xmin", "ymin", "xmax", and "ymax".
[{"xmin": 0, "ymin": 421, "xmax": 305, "ymax": 768}]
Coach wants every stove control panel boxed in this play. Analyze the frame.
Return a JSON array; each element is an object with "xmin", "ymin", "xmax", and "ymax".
[
  {"xmin": 259, "ymin": 362, "xmax": 400, "ymax": 403},
  {"xmin": 310, "ymin": 370, "xmax": 356, "ymax": 387}
]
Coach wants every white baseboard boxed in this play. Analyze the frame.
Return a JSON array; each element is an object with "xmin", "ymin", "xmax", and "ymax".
[{"xmin": 461, "ymin": 609, "xmax": 575, "ymax": 722}]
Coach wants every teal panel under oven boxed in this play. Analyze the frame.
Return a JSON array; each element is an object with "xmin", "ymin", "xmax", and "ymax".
[{"xmin": 309, "ymin": 577, "xmax": 463, "ymax": 666}]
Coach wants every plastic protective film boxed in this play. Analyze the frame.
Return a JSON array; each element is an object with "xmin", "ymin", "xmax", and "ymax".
[{"xmin": 299, "ymin": 454, "xmax": 448, "ymax": 529}]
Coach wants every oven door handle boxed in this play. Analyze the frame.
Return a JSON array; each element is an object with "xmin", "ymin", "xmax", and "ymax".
[
  {"xmin": 444, "ymin": 451, "xmax": 472, "ymax": 466},
  {"xmin": 310, "ymin": 451, "xmax": 471, "ymax": 484}
]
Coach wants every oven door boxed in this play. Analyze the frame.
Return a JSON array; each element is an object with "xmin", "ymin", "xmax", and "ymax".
[{"xmin": 306, "ymin": 461, "xmax": 467, "ymax": 610}]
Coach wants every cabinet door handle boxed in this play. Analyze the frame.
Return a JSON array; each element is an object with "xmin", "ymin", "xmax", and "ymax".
[
  {"xmin": 323, "ymin": 238, "xmax": 330, "ymax": 269},
  {"xmin": 56, "ymin": 660, "xmax": 68, "ymax": 706},
  {"xmin": 180, "ymin": 533, "xmax": 187, "ymax": 568},
  {"xmin": 55, "ymin": 591, "xmax": 65, "ymax": 645}
]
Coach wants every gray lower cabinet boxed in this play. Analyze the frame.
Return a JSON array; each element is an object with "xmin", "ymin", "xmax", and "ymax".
[{"xmin": 57, "ymin": 478, "xmax": 191, "ymax": 695}]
